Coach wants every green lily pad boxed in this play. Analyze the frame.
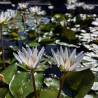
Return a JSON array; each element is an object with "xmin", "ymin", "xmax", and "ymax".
[
  {"xmin": 1, "ymin": 65, "xmax": 17, "ymax": 84},
  {"xmin": 62, "ymin": 69, "xmax": 95, "ymax": 98},
  {"xmin": 44, "ymin": 78, "xmax": 60, "ymax": 89},
  {"xmin": 9, "ymin": 71, "xmax": 44, "ymax": 97},
  {"xmin": 0, "ymin": 88, "xmax": 8, "ymax": 98}
]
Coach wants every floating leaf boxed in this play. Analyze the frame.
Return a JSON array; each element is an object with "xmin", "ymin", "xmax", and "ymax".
[
  {"xmin": 0, "ymin": 88, "xmax": 8, "ymax": 98},
  {"xmin": 44, "ymin": 78, "xmax": 60, "ymax": 89},
  {"xmin": 34, "ymin": 65, "xmax": 50, "ymax": 72},
  {"xmin": 39, "ymin": 37, "xmax": 55, "ymax": 45},
  {"xmin": 5, "ymin": 91, "xmax": 13, "ymax": 98},
  {"xmin": 62, "ymin": 69, "xmax": 95, "ymax": 98},
  {"xmin": 1, "ymin": 65, "xmax": 17, "ymax": 84},
  {"xmin": 9, "ymin": 71, "xmax": 44, "ymax": 97},
  {"xmin": 40, "ymin": 88, "xmax": 66, "ymax": 98}
]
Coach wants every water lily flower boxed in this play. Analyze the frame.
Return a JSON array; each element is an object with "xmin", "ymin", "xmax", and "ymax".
[
  {"xmin": 92, "ymin": 18, "xmax": 98, "ymax": 26},
  {"xmin": 13, "ymin": 46, "xmax": 45, "ymax": 70},
  {"xmin": 29, "ymin": 6, "xmax": 41, "ymax": 15},
  {"xmin": 66, "ymin": 4, "xmax": 76, "ymax": 10},
  {"xmin": 76, "ymin": 2, "xmax": 84, "ymax": 7},
  {"xmin": 0, "ymin": 11, "xmax": 11, "ymax": 25},
  {"xmin": 18, "ymin": 2, "xmax": 29, "ymax": 10},
  {"xmin": 6, "ymin": 9, "xmax": 18, "ymax": 19},
  {"xmin": 37, "ymin": 10, "xmax": 46, "ymax": 16},
  {"xmin": 48, "ymin": 6, "xmax": 54, "ymax": 10},
  {"xmin": 51, "ymin": 47, "xmax": 84, "ymax": 71},
  {"xmin": 67, "ymin": 0, "xmax": 77, "ymax": 4},
  {"xmin": 83, "ymin": 4, "xmax": 95, "ymax": 10}
]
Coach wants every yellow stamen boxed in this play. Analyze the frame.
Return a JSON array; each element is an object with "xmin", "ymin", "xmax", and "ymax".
[
  {"xmin": 32, "ymin": 57, "xmax": 36, "ymax": 63},
  {"xmin": 70, "ymin": 60, "xmax": 74, "ymax": 67}
]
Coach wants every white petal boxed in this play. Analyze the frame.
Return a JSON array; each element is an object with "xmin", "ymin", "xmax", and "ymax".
[
  {"xmin": 27, "ymin": 46, "xmax": 33, "ymax": 56},
  {"xmin": 33, "ymin": 46, "xmax": 37, "ymax": 58},
  {"xmin": 18, "ymin": 51, "xmax": 27, "ymax": 65},
  {"xmin": 70, "ymin": 49, "xmax": 76, "ymax": 60},
  {"xmin": 76, "ymin": 54, "xmax": 84, "ymax": 63},
  {"xmin": 33, "ymin": 47, "xmax": 45, "ymax": 68},
  {"xmin": 60, "ymin": 46, "xmax": 64, "ymax": 59},
  {"xmin": 65, "ymin": 59, "xmax": 70, "ymax": 70},
  {"xmin": 64, "ymin": 47, "xmax": 68, "ymax": 60},
  {"xmin": 13, "ymin": 53, "xmax": 22, "ymax": 64},
  {"xmin": 60, "ymin": 54, "xmax": 64, "ymax": 66},
  {"xmin": 29, "ymin": 56, "xmax": 34, "ymax": 69},
  {"xmin": 69, "ymin": 62, "xmax": 79, "ymax": 71},
  {"xmin": 22, "ymin": 47, "xmax": 29, "ymax": 58},
  {"xmin": 76, "ymin": 51, "xmax": 84, "ymax": 62},
  {"xmin": 51, "ymin": 49, "xmax": 60, "ymax": 66},
  {"xmin": 33, "ymin": 58, "xmax": 40, "ymax": 68},
  {"xmin": 38, "ymin": 47, "xmax": 45, "ymax": 59}
]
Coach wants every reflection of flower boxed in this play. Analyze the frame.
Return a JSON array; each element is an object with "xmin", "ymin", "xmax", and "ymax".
[
  {"xmin": 13, "ymin": 46, "xmax": 45, "ymax": 70},
  {"xmin": 18, "ymin": 3, "xmax": 29, "ymax": 10},
  {"xmin": 51, "ymin": 47, "xmax": 84, "ymax": 71}
]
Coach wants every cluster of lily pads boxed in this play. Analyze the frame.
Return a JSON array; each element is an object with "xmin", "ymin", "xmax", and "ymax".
[{"xmin": 0, "ymin": 0, "xmax": 98, "ymax": 97}]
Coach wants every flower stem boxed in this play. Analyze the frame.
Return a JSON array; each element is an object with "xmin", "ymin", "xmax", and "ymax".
[
  {"xmin": 57, "ymin": 72, "xmax": 66, "ymax": 98},
  {"xmin": 0, "ymin": 25, "xmax": 5, "ymax": 69},
  {"xmin": 31, "ymin": 70, "xmax": 37, "ymax": 98},
  {"xmin": 11, "ymin": 18, "xmax": 22, "ymax": 41},
  {"xmin": 64, "ymin": 27, "xmax": 71, "ymax": 42}
]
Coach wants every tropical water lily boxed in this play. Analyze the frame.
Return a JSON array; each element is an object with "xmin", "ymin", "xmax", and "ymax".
[
  {"xmin": 29, "ymin": 6, "xmax": 41, "ymax": 15},
  {"xmin": 51, "ymin": 47, "xmax": 84, "ymax": 71},
  {"xmin": 13, "ymin": 46, "xmax": 45, "ymax": 70},
  {"xmin": 18, "ymin": 2, "xmax": 29, "ymax": 10},
  {"xmin": 0, "ymin": 11, "xmax": 11, "ymax": 25}
]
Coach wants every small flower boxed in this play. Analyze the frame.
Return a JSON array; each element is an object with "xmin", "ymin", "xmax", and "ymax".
[
  {"xmin": 67, "ymin": 0, "xmax": 77, "ymax": 4},
  {"xmin": 66, "ymin": 4, "xmax": 76, "ymax": 10},
  {"xmin": 48, "ymin": 6, "xmax": 54, "ymax": 10},
  {"xmin": 0, "ymin": 11, "xmax": 11, "ymax": 25},
  {"xmin": 76, "ymin": 2, "xmax": 84, "ymax": 7},
  {"xmin": 51, "ymin": 47, "xmax": 84, "ymax": 71},
  {"xmin": 18, "ymin": 2, "xmax": 29, "ymax": 10},
  {"xmin": 13, "ymin": 46, "xmax": 45, "ymax": 70},
  {"xmin": 60, "ymin": 20, "xmax": 67, "ymax": 27},
  {"xmin": 29, "ymin": 6, "xmax": 41, "ymax": 15},
  {"xmin": 6, "ymin": 9, "xmax": 18, "ymax": 19},
  {"xmin": 37, "ymin": 10, "xmax": 46, "ymax": 15},
  {"xmin": 83, "ymin": 4, "xmax": 95, "ymax": 10}
]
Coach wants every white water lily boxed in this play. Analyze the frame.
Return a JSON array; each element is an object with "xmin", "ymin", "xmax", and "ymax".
[
  {"xmin": 48, "ymin": 6, "xmax": 54, "ymax": 10},
  {"xmin": 0, "ymin": 11, "xmax": 11, "ymax": 25},
  {"xmin": 18, "ymin": 3, "xmax": 29, "ymax": 10},
  {"xmin": 6, "ymin": 9, "xmax": 18, "ymax": 19},
  {"xmin": 51, "ymin": 47, "xmax": 84, "ymax": 71},
  {"xmin": 37, "ymin": 10, "xmax": 46, "ymax": 15},
  {"xmin": 13, "ymin": 46, "xmax": 45, "ymax": 70},
  {"xmin": 66, "ymin": 4, "xmax": 76, "ymax": 10},
  {"xmin": 76, "ymin": 2, "xmax": 84, "ymax": 7},
  {"xmin": 83, "ymin": 4, "xmax": 95, "ymax": 10},
  {"xmin": 67, "ymin": 0, "xmax": 77, "ymax": 4},
  {"xmin": 29, "ymin": 6, "xmax": 41, "ymax": 15},
  {"xmin": 0, "ymin": 12, "xmax": 7, "ymax": 24}
]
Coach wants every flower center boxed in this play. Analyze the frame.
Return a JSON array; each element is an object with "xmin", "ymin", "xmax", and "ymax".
[
  {"xmin": 70, "ymin": 60, "xmax": 75, "ymax": 67},
  {"xmin": 32, "ymin": 57, "xmax": 36, "ymax": 63}
]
